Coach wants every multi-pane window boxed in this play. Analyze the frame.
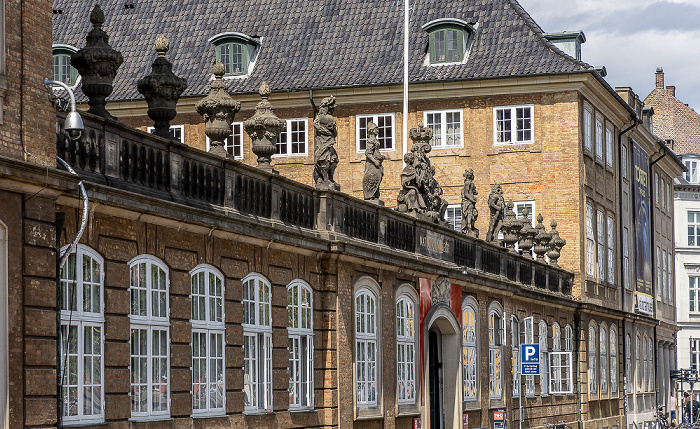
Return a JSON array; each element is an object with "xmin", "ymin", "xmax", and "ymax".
[
  {"xmin": 586, "ymin": 204, "xmax": 595, "ymax": 278},
  {"xmin": 584, "ymin": 107, "xmax": 592, "ymax": 151},
  {"xmin": 215, "ymin": 41, "xmax": 247, "ymax": 76},
  {"xmin": 60, "ymin": 246, "xmax": 104, "ymax": 424},
  {"xmin": 488, "ymin": 305, "xmax": 503, "ymax": 399},
  {"xmin": 685, "ymin": 159, "xmax": 699, "ymax": 183},
  {"xmin": 626, "ymin": 334, "xmax": 632, "ymax": 389},
  {"xmin": 243, "ymin": 274, "xmax": 273, "ymax": 411},
  {"xmin": 657, "ymin": 247, "xmax": 662, "ymax": 297},
  {"xmin": 689, "ymin": 212, "xmax": 700, "ymax": 246},
  {"xmin": 551, "ymin": 323, "xmax": 561, "ymax": 394},
  {"xmin": 668, "ymin": 253, "xmax": 674, "ymax": 301},
  {"xmin": 655, "ymin": 173, "xmax": 659, "ymax": 204},
  {"xmin": 667, "ymin": 182, "xmax": 672, "ymax": 212},
  {"xmin": 622, "ymin": 144, "xmax": 629, "ymax": 179},
  {"xmin": 445, "ymin": 204, "xmax": 462, "ymax": 232},
  {"xmin": 53, "ymin": 49, "xmax": 78, "ymax": 86},
  {"xmin": 661, "ymin": 178, "xmax": 666, "ymax": 208},
  {"xmin": 462, "ymin": 300, "xmax": 478, "ymax": 401},
  {"xmin": 511, "ymin": 316, "xmax": 520, "ymax": 398},
  {"xmin": 288, "ymin": 280, "xmax": 313, "ymax": 409},
  {"xmin": 691, "ymin": 339, "xmax": 700, "ymax": 373},
  {"xmin": 148, "ymin": 125, "xmax": 184, "ymax": 144},
  {"xmin": 276, "ymin": 119, "xmax": 308, "ymax": 156},
  {"xmin": 539, "ymin": 321, "xmax": 549, "ymax": 396},
  {"xmin": 623, "ymin": 227, "xmax": 630, "ymax": 290},
  {"xmin": 357, "ymin": 114, "xmax": 394, "ymax": 151},
  {"xmin": 129, "ymin": 256, "xmax": 170, "ymax": 418},
  {"xmin": 597, "ymin": 210, "xmax": 605, "ymax": 282},
  {"xmin": 429, "ymin": 27, "xmax": 465, "ymax": 63},
  {"xmin": 355, "ymin": 288, "xmax": 378, "ymax": 407},
  {"xmin": 607, "ymin": 215, "xmax": 614, "ymax": 284},
  {"xmin": 425, "ymin": 109, "xmax": 463, "ymax": 148},
  {"xmin": 207, "ymin": 122, "xmax": 244, "ymax": 159},
  {"xmin": 606, "ymin": 127, "xmax": 613, "ymax": 167},
  {"xmin": 524, "ymin": 317, "xmax": 535, "ymax": 397},
  {"xmin": 662, "ymin": 249, "xmax": 668, "ymax": 301},
  {"xmin": 647, "ymin": 337, "xmax": 654, "ymax": 391},
  {"xmin": 494, "ymin": 105, "xmax": 533, "ymax": 144},
  {"xmin": 690, "ymin": 277, "xmax": 700, "ymax": 313},
  {"xmin": 396, "ymin": 295, "xmax": 416, "ymax": 405},
  {"xmin": 595, "ymin": 117, "xmax": 604, "ymax": 161},
  {"xmin": 589, "ymin": 324, "xmax": 597, "ymax": 395},
  {"xmin": 549, "ymin": 323, "xmax": 573, "ymax": 395},
  {"xmin": 636, "ymin": 334, "xmax": 642, "ymax": 391},
  {"xmin": 600, "ymin": 325, "xmax": 608, "ymax": 394},
  {"xmin": 610, "ymin": 327, "xmax": 617, "ymax": 394},
  {"xmin": 191, "ymin": 265, "xmax": 225, "ymax": 415}
]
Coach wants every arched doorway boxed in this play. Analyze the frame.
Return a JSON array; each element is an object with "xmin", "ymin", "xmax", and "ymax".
[{"xmin": 423, "ymin": 306, "xmax": 462, "ymax": 429}]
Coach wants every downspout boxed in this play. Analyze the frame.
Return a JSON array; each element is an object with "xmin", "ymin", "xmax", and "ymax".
[{"xmin": 575, "ymin": 310, "xmax": 582, "ymax": 429}]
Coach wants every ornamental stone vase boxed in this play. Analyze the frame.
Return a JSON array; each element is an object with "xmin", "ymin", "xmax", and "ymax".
[
  {"xmin": 501, "ymin": 201, "xmax": 522, "ymax": 254},
  {"xmin": 518, "ymin": 207, "xmax": 537, "ymax": 259},
  {"xmin": 244, "ymin": 82, "xmax": 285, "ymax": 173},
  {"xmin": 196, "ymin": 61, "xmax": 241, "ymax": 158},
  {"xmin": 533, "ymin": 213, "xmax": 551, "ymax": 262},
  {"xmin": 547, "ymin": 220, "xmax": 566, "ymax": 267},
  {"xmin": 137, "ymin": 35, "xmax": 188, "ymax": 141},
  {"xmin": 70, "ymin": 5, "xmax": 123, "ymax": 120}
]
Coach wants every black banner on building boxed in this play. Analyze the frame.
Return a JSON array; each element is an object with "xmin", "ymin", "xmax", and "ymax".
[{"xmin": 633, "ymin": 142, "xmax": 653, "ymax": 315}]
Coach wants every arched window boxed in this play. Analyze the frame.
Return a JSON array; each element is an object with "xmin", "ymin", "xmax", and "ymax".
[
  {"xmin": 599, "ymin": 324, "xmax": 608, "ymax": 394},
  {"xmin": 647, "ymin": 337, "xmax": 654, "ymax": 392},
  {"xmin": 288, "ymin": 280, "xmax": 313, "ymax": 409},
  {"xmin": 588, "ymin": 322, "xmax": 597, "ymax": 395},
  {"xmin": 208, "ymin": 32, "xmax": 259, "ymax": 76},
  {"xmin": 637, "ymin": 333, "xmax": 642, "ymax": 391},
  {"xmin": 396, "ymin": 288, "xmax": 417, "ymax": 406},
  {"xmin": 565, "ymin": 324, "xmax": 573, "ymax": 353},
  {"xmin": 355, "ymin": 282, "xmax": 378, "ymax": 407},
  {"xmin": 60, "ymin": 245, "xmax": 104, "ymax": 423},
  {"xmin": 551, "ymin": 323, "xmax": 562, "ymax": 394},
  {"xmin": 610, "ymin": 326, "xmax": 618, "ymax": 394},
  {"xmin": 129, "ymin": 255, "xmax": 169, "ymax": 418},
  {"xmin": 524, "ymin": 317, "xmax": 535, "ymax": 397},
  {"xmin": 626, "ymin": 334, "xmax": 632, "ymax": 389},
  {"xmin": 190, "ymin": 265, "xmax": 225, "ymax": 415},
  {"xmin": 422, "ymin": 18, "xmax": 473, "ymax": 64},
  {"xmin": 488, "ymin": 302, "xmax": 503, "ymax": 399},
  {"xmin": 539, "ymin": 321, "xmax": 549, "ymax": 396},
  {"xmin": 511, "ymin": 316, "xmax": 520, "ymax": 398},
  {"xmin": 52, "ymin": 44, "xmax": 78, "ymax": 86},
  {"xmin": 462, "ymin": 297, "xmax": 478, "ymax": 401},
  {"xmin": 242, "ymin": 274, "xmax": 272, "ymax": 411}
]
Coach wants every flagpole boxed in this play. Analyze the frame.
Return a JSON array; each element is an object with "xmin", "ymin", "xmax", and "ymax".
[{"xmin": 403, "ymin": 0, "xmax": 409, "ymax": 167}]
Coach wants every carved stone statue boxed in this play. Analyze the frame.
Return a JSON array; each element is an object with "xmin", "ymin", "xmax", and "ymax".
[
  {"xmin": 461, "ymin": 169, "xmax": 478, "ymax": 237},
  {"xmin": 313, "ymin": 96, "xmax": 340, "ymax": 190},
  {"xmin": 485, "ymin": 183, "xmax": 505, "ymax": 243},
  {"xmin": 362, "ymin": 121, "xmax": 385, "ymax": 201},
  {"xmin": 397, "ymin": 152, "xmax": 425, "ymax": 212},
  {"xmin": 431, "ymin": 276, "xmax": 451, "ymax": 306}
]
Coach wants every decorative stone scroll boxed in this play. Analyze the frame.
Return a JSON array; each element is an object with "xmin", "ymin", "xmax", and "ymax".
[
  {"xmin": 460, "ymin": 169, "xmax": 478, "ymax": 237},
  {"xmin": 244, "ymin": 82, "xmax": 286, "ymax": 173},
  {"xmin": 313, "ymin": 96, "xmax": 340, "ymax": 190},
  {"xmin": 196, "ymin": 61, "xmax": 241, "ymax": 158},
  {"xmin": 485, "ymin": 183, "xmax": 505, "ymax": 244},
  {"xmin": 362, "ymin": 121, "xmax": 385, "ymax": 201},
  {"xmin": 70, "ymin": 5, "xmax": 124, "ymax": 120},
  {"xmin": 137, "ymin": 35, "xmax": 188, "ymax": 141}
]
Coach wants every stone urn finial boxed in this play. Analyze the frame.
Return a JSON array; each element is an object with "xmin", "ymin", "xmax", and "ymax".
[
  {"xmin": 137, "ymin": 35, "xmax": 188, "ymax": 141},
  {"xmin": 517, "ymin": 208, "xmax": 537, "ymax": 259},
  {"xmin": 195, "ymin": 61, "xmax": 241, "ymax": 157},
  {"xmin": 243, "ymin": 81, "xmax": 285, "ymax": 173},
  {"xmin": 547, "ymin": 220, "xmax": 566, "ymax": 267},
  {"xmin": 70, "ymin": 4, "xmax": 124, "ymax": 120},
  {"xmin": 501, "ymin": 202, "xmax": 522, "ymax": 253},
  {"xmin": 533, "ymin": 213, "xmax": 551, "ymax": 261}
]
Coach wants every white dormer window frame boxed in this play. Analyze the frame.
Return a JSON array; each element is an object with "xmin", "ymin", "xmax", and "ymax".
[
  {"xmin": 208, "ymin": 32, "xmax": 260, "ymax": 79},
  {"xmin": 422, "ymin": 18, "xmax": 474, "ymax": 66},
  {"xmin": 52, "ymin": 44, "xmax": 80, "ymax": 88}
]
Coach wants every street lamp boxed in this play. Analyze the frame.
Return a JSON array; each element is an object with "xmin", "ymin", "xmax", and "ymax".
[{"xmin": 44, "ymin": 77, "xmax": 84, "ymax": 140}]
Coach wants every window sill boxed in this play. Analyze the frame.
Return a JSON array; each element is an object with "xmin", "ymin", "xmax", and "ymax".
[
  {"xmin": 355, "ymin": 407, "xmax": 383, "ymax": 421},
  {"xmin": 463, "ymin": 401, "xmax": 481, "ymax": 411},
  {"xmin": 397, "ymin": 404, "xmax": 420, "ymax": 417},
  {"xmin": 191, "ymin": 412, "xmax": 227, "ymax": 419},
  {"xmin": 289, "ymin": 407, "xmax": 316, "ymax": 414},
  {"xmin": 62, "ymin": 421, "xmax": 107, "ymax": 428},
  {"xmin": 243, "ymin": 410, "xmax": 275, "ymax": 416}
]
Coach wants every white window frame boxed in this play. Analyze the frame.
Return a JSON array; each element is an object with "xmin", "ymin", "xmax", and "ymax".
[
  {"xmin": 523, "ymin": 316, "xmax": 535, "ymax": 397},
  {"xmin": 206, "ymin": 121, "xmax": 244, "ymax": 160},
  {"xmin": 689, "ymin": 212, "xmax": 700, "ymax": 246},
  {"xmin": 425, "ymin": 109, "xmax": 464, "ymax": 148},
  {"xmin": 662, "ymin": 249, "xmax": 668, "ymax": 301},
  {"xmin": 607, "ymin": 215, "xmax": 615, "ymax": 285},
  {"xmin": 589, "ymin": 323, "xmax": 597, "ymax": 395},
  {"xmin": 599, "ymin": 324, "xmax": 608, "ymax": 394},
  {"xmin": 275, "ymin": 118, "xmax": 308, "ymax": 157},
  {"xmin": 626, "ymin": 334, "xmax": 632, "ymax": 388},
  {"xmin": 488, "ymin": 302, "xmax": 503, "ymax": 400},
  {"xmin": 667, "ymin": 182, "xmax": 671, "ymax": 212},
  {"xmin": 129, "ymin": 255, "xmax": 170, "ymax": 419},
  {"xmin": 493, "ymin": 105, "xmax": 534, "ymax": 145},
  {"xmin": 623, "ymin": 227, "xmax": 630, "ymax": 290},
  {"xmin": 539, "ymin": 321, "xmax": 549, "ymax": 396},
  {"xmin": 661, "ymin": 177, "xmax": 666, "ymax": 209},
  {"xmin": 586, "ymin": 203, "xmax": 595, "ymax": 278},
  {"xmin": 657, "ymin": 247, "xmax": 662, "ymax": 297},
  {"xmin": 242, "ymin": 273, "xmax": 273, "ymax": 412},
  {"xmin": 685, "ymin": 159, "xmax": 699, "ymax": 183},
  {"xmin": 691, "ymin": 277, "xmax": 700, "ymax": 313},
  {"xmin": 595, "ymin": 116, "xmax": 604, "ymax": 162},
  {"xmin": 511, "ymin": 316, "xmax": 520, "ymax": 398},
  {"xmin": 636, "ymin": 334, "xmax": 642, "ymax": 392},
  {"xmin": 605, "ymin": 126, "xmax": 614, "ymax": 167},
  {"xmin": 445, "ymin": 204, "xmax": 462, "ymax": 232},
  {"xmin": 462, "ymin": 297, "xmax": 478, "ymax": 402},
  {"xmin": 597, "ymin": 210, "xmax": 605, "ymax": 282},
  {"xmin": 655, "ymin": 173, "xmax": 659, "ymax": 205},
  {"xmin": 147, "ymin": 124, "xmax": 185, "ymax": 144},
  {"xmin": 583, "ymin": 107, "xmax": 592, "ymax": 152},
  {"xmin": 551, "ymin": 323, "xmax": 561, "ymax": 394},
  {"xmin": 60, "ymin": 245, "xmax": 105, "ymax": 424},
  {"xmin": 610, "ymin": 326, "xmax": 618, "ymax": 394},
  {"xmin": 396, "ymin": 287, "xmax": 417, "ymax": 406},
  {"xmin": 355, "ymin": 282, "xmax": 379, "ymax": 409},
  {"xmin": 190, "ymin": 265, "xmax": 225, "ymax": 416},
  {"xmin": 622, "ymin": 144, "xmax": 629, "ymax": 179},
  {"xmin": 549, "ymin": 351, "xmax": 574, "ymax": 395},
  {"xmin": 356, "ymin": 113, "xmax": 395, "ymax": 152},
  {"xmin": 668, "ymin": 253, "xmax": 673, "ymax": 302},
  {"xmin": 691, "ymin": 339, "xmax": 700, "ymax": 373},
  {"xmin": 287, "ymin": 280, "xmax": 314, "ymax": 410}
]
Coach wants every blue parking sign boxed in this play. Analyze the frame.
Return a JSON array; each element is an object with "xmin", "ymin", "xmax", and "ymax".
[{"xmin": 520, "ymin": 344, "xmax": 540, "ymax": 375}]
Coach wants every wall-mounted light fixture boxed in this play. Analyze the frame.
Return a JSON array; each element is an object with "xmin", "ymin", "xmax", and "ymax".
[{"xmin": 43, "ymin": 77, "xmax": 84, "ymax": 140}]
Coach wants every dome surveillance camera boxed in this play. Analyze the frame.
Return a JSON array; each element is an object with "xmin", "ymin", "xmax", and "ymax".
[{"xmin": 64, "ymin": 111, "xmax": 84, "ymax": 140}]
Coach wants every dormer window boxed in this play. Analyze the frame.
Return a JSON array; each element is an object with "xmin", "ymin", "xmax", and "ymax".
[
  {"xmin": 209, "ymin": 32, "xmax": 259, "ymax": 77},
  {"xmin": 52, "ymin": 45, "xmax": 78, "ymax": 86},
  {"xmin": 422, "ymin": 19, "xmax": 473, "ymax": 65}
]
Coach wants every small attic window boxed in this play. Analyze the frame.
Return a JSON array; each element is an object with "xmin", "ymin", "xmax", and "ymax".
[
  {"xmin": 422, "ymin": 18, "xmax": 473, "ymax": 65},
  {"xmin": 208, "ymin": 32, "xmax": 259, "ymax": 77},
  {"xmin": 52, "ymin": 45, "xmax": 78, "ymax": 86}
]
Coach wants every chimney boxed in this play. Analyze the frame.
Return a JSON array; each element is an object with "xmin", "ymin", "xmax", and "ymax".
[
  {"xmin": 656, "ymin": 67, "xmax": 664, "ymax": 89},
  {"xmin": 667, "ymin": 85, "xmax": 676, "ymax": 97}
]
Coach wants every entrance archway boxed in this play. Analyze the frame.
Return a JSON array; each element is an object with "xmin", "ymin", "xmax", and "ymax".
[{"xmin": 423, "ymin": 306, "xmax": 462, "ymax": 429}]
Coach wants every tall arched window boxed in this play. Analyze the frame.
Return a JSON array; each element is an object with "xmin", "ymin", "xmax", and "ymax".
[
  {"xmin": 565, "ymin": 324, "xmax": 573, "ymax": 353},
  {"xmin": 636, "ymin": 333, "xmax": 642, "ymax": 391},
  {"xmin": 129, "ymin": 255, "xmax": 169, "ymax": 418},
  {"xmin": 511, "ymin": 316, "xmax": 520, "ymax": 398},
  {"xmin": 610, "ymin": 326, "xmax": 618, "ymax": 394},
  {"xmin": 647, "ymin": 337, "xmax": 654, "ymax": 392},
  {"xmin": 599, "ymin": 324, "xmax": 608, "ymax": 394},
  {"xmin": 60, "ymin": 245, "xmax": 104, "ymax": 423},
  {"xmin": 488, "ymin": 302, "xmax": 503, "ymax": 399},
  {"xmin": 539, "ymin": 321, "xmax": 549, "ymax": 396},
  {"xmin": 288, "ymin": 280, "xmax": 313, "ymax": 409},
  {"xmin": 396, "ymin": 288, "xmax": 417, "ymax": 406},
  {"xmin": 626, "ymin": 334, "xmax": 632, "ymax": 389},
  {"xmin": 588, "ymin": 322, "xmax": 597, "ymax": 395},
  {"xmin": 462, "ymin": 297, "xmax": 478, "ymax": 401},
  {"xmin": 190, "ymin": 265, "xmax": 225, "ymax": 415},
  {"xmin": 524, "ymin": 317, "xmax": 535, "ymax": 397},
  {"xmin": 552, "ymin": 323, "xmax": 561, "ymax": 394},
  {"xmin": 355, "ymin": 283, "xmax": 378, "ymax": 407},
  {"xmin": 242, "ymin": 274, "xmax": 272, "ymax": 411}
]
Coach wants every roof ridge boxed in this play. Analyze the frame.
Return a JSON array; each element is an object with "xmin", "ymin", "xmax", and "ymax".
[{"xmin": 505, "ymin": 0, "xmax": 592, "ymax": 70}]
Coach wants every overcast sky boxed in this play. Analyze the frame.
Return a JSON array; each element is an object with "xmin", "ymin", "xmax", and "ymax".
[{"xmin": 518, "ymin": 0, "xmax": 700, "ymax": 110}]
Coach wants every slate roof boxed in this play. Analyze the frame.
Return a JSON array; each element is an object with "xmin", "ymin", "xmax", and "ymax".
[
  {"xmin": 644, "ymin": 85, "xmax": 700, "ymax": 155},
  {"xmin": 52, "ymin": 0, "xmax": 594, "ymax": 102}
]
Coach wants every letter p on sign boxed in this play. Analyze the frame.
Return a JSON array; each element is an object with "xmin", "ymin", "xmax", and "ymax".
[{"xmin": 520, "ymin": 344, "xmax": 540, "ymax": 375}]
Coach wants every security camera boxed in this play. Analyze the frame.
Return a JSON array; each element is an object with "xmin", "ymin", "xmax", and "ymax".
[{"xmin": 44, "ymin": 78, "xmax": 84, "ymax": 141}]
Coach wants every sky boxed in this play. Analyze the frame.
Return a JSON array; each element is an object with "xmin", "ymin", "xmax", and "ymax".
[{"xmin": 518, "ymin": 0, "xmax": 700, "ymax": 110}]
